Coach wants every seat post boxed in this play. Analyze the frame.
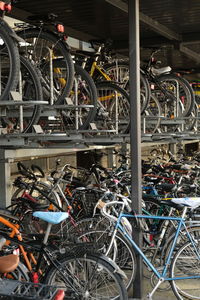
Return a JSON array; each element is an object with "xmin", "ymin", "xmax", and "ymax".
[{"xmin": 43, "ymin": 223, "xmax": 52, "ymax": 244}]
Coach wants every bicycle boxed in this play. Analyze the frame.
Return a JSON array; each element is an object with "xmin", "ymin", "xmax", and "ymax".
[
  {"xmin": 0, "ymin": 210, "xmax": 128, "ymax": 299},
  {"xmin": 0, "ymin": 254, "xmax": 65, "ymax": 300},
  {"xmin": 76, "ymin": 40, "xmax": 151, "ymax": 113},
  {"xmin": 0, "ymin": 1, "xmax": 21, "ymax": 101},
  {"xmin": 100, "ymin": 197, "xmax": 200, "ymax": 299}
]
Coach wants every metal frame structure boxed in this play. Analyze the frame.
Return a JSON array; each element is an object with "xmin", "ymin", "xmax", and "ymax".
[{"xmin": 1, "ymin": 1, "xmax": 200, "ymax": 299}]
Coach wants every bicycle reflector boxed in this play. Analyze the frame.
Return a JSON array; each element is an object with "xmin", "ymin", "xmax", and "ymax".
[
  {"xmin": 56, "ymin": 24, "xmax": 65, "ymax": 33},
  {"xmin": 54, "ymin": 290, "xmax": 65, "ymax": 300},
  {"xmin": 0, "ymin": 2, "xmax": 12, "ymax": 11}
]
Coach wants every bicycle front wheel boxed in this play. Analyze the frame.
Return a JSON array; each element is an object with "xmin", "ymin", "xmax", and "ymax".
[
  {"xmin": 2, "ymin": 56, "xmax": 43, "ymax": 133},
  {"xmin": 156, "ymin": 74, "xmax": 195, "ymax": 118},
  {"xmin": 170, "ymin": 240, "xmax": 200, "ymax": 299},
  {"xmin": 17, "ymin": 28, "xmax": 74, "ymax": 104},
  {"xmin": 0, "ymin": 24, "xmax": 20, "ymax": 100},
  {"xmin": 44, "ymin": 253, "xmax": 128, "ymax": 300}
]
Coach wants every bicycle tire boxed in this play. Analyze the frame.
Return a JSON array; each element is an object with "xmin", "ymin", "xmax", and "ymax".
[
  {"xmin": 0, "ymin": 24, "xmax": 20, "ymax": 100},
  {"xmin": 162, "ymin": 225, "xmax": 200, "ymax": 264},
  {"xmin": 101, "ymin": 62, "xmax": 151, "ymax": 113},
  {"xmin": 44, "ymin": 253, "xmax": 128, "ymax": 300},
  {"xmin": 170, "ymin": 240, "xmax": 200, "ymax": 299},
  {"xmin": 156, "ymin": 74, "xmax": 195, "ymax": 117},
  {"xmin": 1, "ymin": 56, "xmax": 43, "ymax": 133},
  {"xmin": 65, "ymin": 215, "xmax": 136, "ymax": 291},
  {"xmin": 61, "ymin": 64, "xmax": 97, "ymax": 130},
  {"xmin": 11, "ymin": 181, "xmax": 62, "ymax": 208},
  {"xmin": 17, "ymin": 28, "xmax": 74, "ymax": 104},
  {"xmin": 95, "ymin": 81, "xmax": 130, "ymax": 134}
]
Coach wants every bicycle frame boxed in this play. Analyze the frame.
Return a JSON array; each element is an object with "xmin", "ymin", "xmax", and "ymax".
[
  {"xmin": 111, "ymin": 207, "xmax": 200, "ymax": 296},
  {"xmin": 89, "ymin": 61, "xmax": 111, "ymax": 81},
  {"xmin": 0, "ymin": 216, "xmax": 80, "ymax": 293}
]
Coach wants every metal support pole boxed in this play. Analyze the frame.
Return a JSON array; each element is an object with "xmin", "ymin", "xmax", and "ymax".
[
  {"xmin": 169, "ymin": 143, "xmax": 177, "ymax": 159},
  {"xmin": 107, "ymin": 148, "xmax": 114, "ymax": 168},
  {"xmin": 129, "ymin": 0, "xmax": 143, "ymax": 299},
  {"xmin": 0, "ymin": 149, "xmax": 12, "ymax": 207}
]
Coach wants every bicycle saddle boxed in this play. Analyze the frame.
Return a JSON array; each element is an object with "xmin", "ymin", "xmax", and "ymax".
[
  {"xmin": 0, "ymin": 254, "xmax": 19, "ymax": 273},
  {"xmin": 151, "ymin": 66, "xmax": 171, "ymax": 75},
  {"xmin": 171, "ymin": 197, "xmax": 200, "ymax": 209},
  {"xmin": 33, "ymin": 211, "xmax": 69, "ymax": 224}
]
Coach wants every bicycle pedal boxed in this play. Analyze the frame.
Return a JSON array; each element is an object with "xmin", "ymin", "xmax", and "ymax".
[{"xmin": 146, "ymin": 294, "xmax": 152, "ymax": 300}]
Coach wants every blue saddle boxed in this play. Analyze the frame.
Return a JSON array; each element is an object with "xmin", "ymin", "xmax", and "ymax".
[{"xmin": 33, "ymin": 212, "xmax": 69, "ymax": 224}]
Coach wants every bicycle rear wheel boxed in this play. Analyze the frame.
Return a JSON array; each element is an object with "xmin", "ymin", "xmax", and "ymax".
[
  {"xmin": 44, "ymin": 253, "xmax": 128, "ymax": 299},
  {"xmin": 170, "ymin": 240, "xmax": 200, "ymax": 299}
]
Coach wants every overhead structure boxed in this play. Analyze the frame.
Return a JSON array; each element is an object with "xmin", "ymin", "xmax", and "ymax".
[{"xmin": 11, "ymin": 0, "xmax": 200, "ymax": 71}]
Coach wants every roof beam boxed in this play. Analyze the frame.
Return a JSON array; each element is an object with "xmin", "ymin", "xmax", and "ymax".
[
  {"xmin": 179, "ymin": 44, "xmax": 200, "ymax": 64},
  {"xmin": 105, "ymin": 0, "xmax": 181, "ymax": 41},
  {"xmin": 139, "ymin": 12, "xmax": 181, "ymax": 41}
]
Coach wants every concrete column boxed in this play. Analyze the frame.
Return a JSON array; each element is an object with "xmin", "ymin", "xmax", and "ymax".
[{"xmin": 0, "ymin": 149, "xmax": 13, "ymax": 207}]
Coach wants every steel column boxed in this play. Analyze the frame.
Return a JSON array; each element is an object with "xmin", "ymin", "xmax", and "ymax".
[{"xmin": 129, "ymin": 0, "xmax": 143, "ymax": 299}]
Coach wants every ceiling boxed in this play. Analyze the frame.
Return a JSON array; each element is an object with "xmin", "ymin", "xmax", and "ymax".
[{"xmin": 11, "ymin": 0, "xmax": 200, "ymax": 73}]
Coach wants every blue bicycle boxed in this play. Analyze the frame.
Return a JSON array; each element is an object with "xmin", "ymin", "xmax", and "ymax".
[{"xmin": 101, "ymin": 197, "xmax": 200, "ymax": 299}]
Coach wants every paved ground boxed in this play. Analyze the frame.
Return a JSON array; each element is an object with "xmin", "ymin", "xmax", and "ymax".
[{"xmin": 128, "ymin": 270, "xmax": 176, "ymax": 299}]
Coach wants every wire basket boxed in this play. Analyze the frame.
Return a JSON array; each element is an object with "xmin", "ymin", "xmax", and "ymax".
[{"xmin": 0, "ymin": 279, "xmax": 62, "ymax": 300}]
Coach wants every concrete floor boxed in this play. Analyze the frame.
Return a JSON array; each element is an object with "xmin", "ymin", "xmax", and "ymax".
[{"xmin": 128, "ymin": 269, "xmax": 177, "ymax": 300}]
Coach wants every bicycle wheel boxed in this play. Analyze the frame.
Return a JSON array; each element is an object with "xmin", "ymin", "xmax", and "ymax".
[
  {"xmin": 95, "ymin": 81, "xmax": 130, "ymax": 134},
  {"xmin": 0, "ymin": 24, "xmax": 20, "ymax": 100},
  {"xmin": 141, "ymin": 94, "xmax": 161, "ymax": 134},
  {"xmin": 170, "ymin": 240, "xmax": 200, "ymax": 299},
  {"xmin": 61, "ymin": 64, "xmax": 97, "ymax": 130},
  {"xmin": 101, "ymin": 62, "xmax": 151, "ymax": 113},
  {"xmin": 156, "ymin": 74, "xmax": 195, "ymax": 118},
  {"xmin": 17, "ymin": 28, "xmax": 74, "ymax": 104},
  {"xmin": 162, "ymin": 225, "xmax": 200, "ymax": 264},
  {"xmin": 11, "ymin": 181, "xmax": 61, "ymax": 207},
  {"xmin": 44, "ymin": 253, "xmax": 128, "ymax": 299},
  {"xmin": 1, "ymin": 56, "xmax": 43, "ymax": 133},
  {"xmin": 65, "ymin": 216, "xmax": 136, "ymax": 291}
]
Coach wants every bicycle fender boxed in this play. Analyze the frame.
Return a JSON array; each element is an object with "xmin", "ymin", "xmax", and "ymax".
[
  {"xmin": 86, "ymin": 252, "xmax": 128, "ymax": 280},
  {"xmin": 0, "ymin": 18, "xmax": 25, "ymax": 43}
]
